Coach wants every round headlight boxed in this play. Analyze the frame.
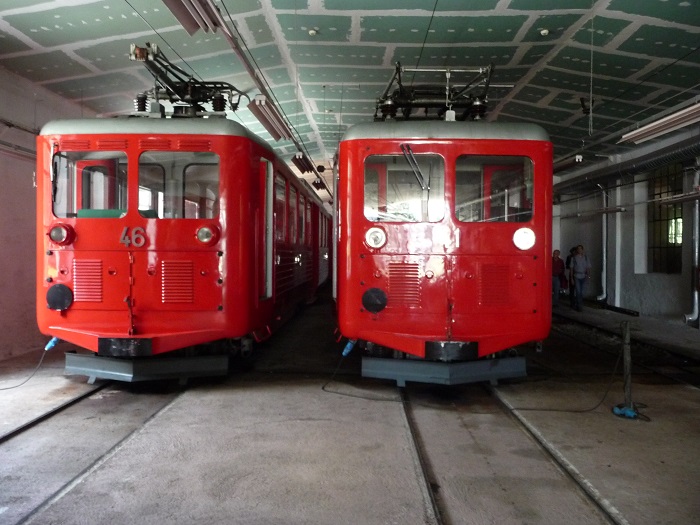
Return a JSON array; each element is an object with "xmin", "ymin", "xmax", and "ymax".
[
  {"xmin": 365, "ymin": 227, "xmax": 387, "ymax": 249},
  {"xmin": 196, "ymin": 225, "xmax": 219, "ymax": 245},
  {"xmin": 513, "ymin": 227, "xmax": 536, "ymax": 250},
  {"xmin": 48, "ymin": 224, "xmax": 74, "ymax": 245}
]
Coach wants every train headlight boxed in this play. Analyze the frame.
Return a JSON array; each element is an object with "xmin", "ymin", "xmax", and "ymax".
[
  {"xmin": 365, "ymin": 227, "xmax": 387, "ymax": 249},
  {"xmin": 196, "ymin": 225, "xmax": 220, "ymax": 245},
  {"xmin": 48, "ymin": 224, "xmax": 75, "ymax": 245},
  {"xmin": 513, "ymin": 227, "xmax": 536, "ymax": 250}
]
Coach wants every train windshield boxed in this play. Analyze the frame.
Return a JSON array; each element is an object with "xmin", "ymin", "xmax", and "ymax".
[
  {"xmin": 364, "ymin": 154, "xmax": 444, "ymax": 222},
  {"xmin": 51, "ymin": 151, "xmax": 127, "ymax": 218},
  {"xmin": 138, "ymin": 151, "xmax": 220, "ymax": 219},
  {"xmin": 455, "ymin": 155, "xmax": 533, "ymax": 223}
]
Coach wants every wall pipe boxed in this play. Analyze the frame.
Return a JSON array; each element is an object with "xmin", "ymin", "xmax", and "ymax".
[
  {"xmin": 597, "ymin": 185, "xmax": 608, "ymax": 303},
  {"xmin": 684, "ymin": 159, "xmax": 700, "ymax": 325}
]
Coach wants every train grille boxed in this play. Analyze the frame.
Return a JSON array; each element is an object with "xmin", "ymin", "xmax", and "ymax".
[
  {"xmin": 388, "ymin": 262, "xmax": 421, "ymax": 307},
  {"xmin": 73, "ymin": 259, "xmax": 103, "ymax": 302},
  {"xmin": 161, "ymin": 260, "xmax": 194, "ymax": 303},
  {"xmin": 479, "ymin": 264, "xmax": 509, "ymax": 306},
  {"xmin": 96, "ymin": 140, "xmax": 128, "ymax": 150}
]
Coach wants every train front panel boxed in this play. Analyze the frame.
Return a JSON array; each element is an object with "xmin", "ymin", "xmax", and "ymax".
[
  {"xmin": 335, "ymin": 121, "xmax": 552, "ymax": 360},
  {"xmin": 35, "ymin": 119, "xmax": 269, "ymax": 356}
]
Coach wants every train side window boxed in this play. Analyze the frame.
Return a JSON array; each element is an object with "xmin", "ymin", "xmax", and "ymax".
[
  {"xmin": 364, "ymin": 154, "xmax": 444, "ymax": 222},
  {"xmin": 299, "ymin": 195, "xmax": 306, "ymax": 245},
  {"xmin": 52, "ymin": 151, "xmax": 127, "ymax": 218},
  {"xmin": 455, "ymin": 155, "xmax": 533, "ymax": 223},
  {"xmin": 289, "ymin": 186, "xmax": 298, "ymax": 243},
  {"xmin": 138, "ymin": 151, "xmax": 219, "ymax": 219},
  {"xmin": 274, "ymin": 175, "xmax": 287, "ymax": 241}
]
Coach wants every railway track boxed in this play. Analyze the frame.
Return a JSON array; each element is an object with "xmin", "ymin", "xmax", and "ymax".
[
  {"xmin": 0, "ymin": 383, "xmax": 109, "ymax": 446},
  {"xmin": 0, "ymin": 382, "xmax": 182, "ymax": 525}
]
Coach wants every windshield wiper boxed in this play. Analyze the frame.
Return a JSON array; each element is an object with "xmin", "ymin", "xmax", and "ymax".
[{"xmin": 400, "ymin": 143, "xmax": 429, "ymax": 191}]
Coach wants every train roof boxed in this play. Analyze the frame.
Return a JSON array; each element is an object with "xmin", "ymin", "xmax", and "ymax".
[
  {"xmin": 40, "ymin": 117, "xmax": 272, "ymax": 152},
  {"xmin": 341, "ymin": 120, "xmax": 550, "ymax": 142}
]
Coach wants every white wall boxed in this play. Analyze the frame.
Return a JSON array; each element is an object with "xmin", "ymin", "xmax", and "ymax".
[
  {"xmin": 0, "ymin": 66, "xmax": 94, "ymax": 360},
  {"xmin": 556, "ymin": 168, "xmax": 696, "ymax": 319}
]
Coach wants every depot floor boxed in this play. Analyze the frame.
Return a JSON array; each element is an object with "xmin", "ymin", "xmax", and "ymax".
[{"xmin": 1, "ymin": 296, "xmax": 700, "ymax": 525}]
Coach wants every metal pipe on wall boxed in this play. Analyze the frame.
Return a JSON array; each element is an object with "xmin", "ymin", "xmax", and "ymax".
[
  {"xmin": 597, "ymin": 185, "xmax": 608, "ymax": 302},
  {"xmin": 684, "ymin": 159, "xmax": 700, "ymax": 325}
]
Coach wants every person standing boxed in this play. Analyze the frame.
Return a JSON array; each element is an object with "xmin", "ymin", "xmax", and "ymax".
[
  {"xmin": 565, "ymin": 246, "xmax": 577, "ymax": 307},
  {"xmin": 571, "ymin": 244, "xmax": 591, "ymax": 311},
  {"xmin": 552, "ymin": 249, "xmax": 565, "ymax": 305}
]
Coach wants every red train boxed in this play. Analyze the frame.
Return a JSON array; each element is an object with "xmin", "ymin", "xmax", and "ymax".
[
  {"xmin": 36, "ymin": 116, "xmax": 330, "ymax": 381},
  {"xmin": 334, "ymin": 120, "xmax": 552, "ymax": 385}
]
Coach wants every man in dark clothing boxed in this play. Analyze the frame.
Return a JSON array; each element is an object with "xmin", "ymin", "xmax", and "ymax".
[{"xmin": 565, "ymin": 246, "xmax": 577, "ymax": 307}]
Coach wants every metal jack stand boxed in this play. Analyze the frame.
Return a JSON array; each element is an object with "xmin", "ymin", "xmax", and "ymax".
[{"xmin": 612, "ymin": 321, "xmax": 649, "ymax": 421}]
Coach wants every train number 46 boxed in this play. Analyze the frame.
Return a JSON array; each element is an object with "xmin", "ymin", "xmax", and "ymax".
[{"xmin": 119, "ymin": 227, "xmax": 147, "ymax": 248}]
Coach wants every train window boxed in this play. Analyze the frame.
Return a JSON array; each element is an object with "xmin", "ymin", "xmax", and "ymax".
[
  {"xmin": 52, "ymin": 151, "xmax": 127, "ymax": 218},
  {"xmin": 138, "ymin": 151, "xmax": 219, "ymax": 219},
  {"xmin": 299, "ymin": 195, "xmax": 306, "ymax": 245},
  {"xmin": 274, "ymin": 175, "xmax": 286, "ymax": 241},
  {"xmin": 364, "ymin": 154, "xmax": 444, "ymax": 222},
  {"xmin": 455, "ymin": 155, "xmax": 533, "ymax": 223},
  {"xmin": 289, "ymin": 186, "xmax": 298, "ymax": 243}
]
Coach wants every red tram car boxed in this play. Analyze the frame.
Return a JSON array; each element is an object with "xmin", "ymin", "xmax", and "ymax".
[
  {"xmin": 334, "ymin": 120, "xmax": 552, "ymax": 385},
  {"xmin": 36, "ymin": 117, "xmax": 330, "ymax": 381}
]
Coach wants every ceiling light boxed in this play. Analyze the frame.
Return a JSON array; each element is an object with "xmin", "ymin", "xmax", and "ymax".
[
  {"xmin": 619, "ymin": 101, "xmax": 700, "ymax": 144},
  {"xmin": 247, "ymin": 95, "xmax": 293, "ymax": 141}
]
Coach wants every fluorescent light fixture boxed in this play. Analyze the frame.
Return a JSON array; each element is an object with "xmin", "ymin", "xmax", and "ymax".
[
  {"xmin": 553, "ymin": 154, "xmax": 583, "ymax": 173},
  {"xmin": 247, "ymin": 95, "xmax": 293, "ymax": 141},
  {"xmin": 291, "ymin": 152, "xmax": 314, "ymax": 173},
  {"xmin": 161, "ymin": 0, "xmax": 218, "ymax": 35},
  {"xmin": 620, "ymin": 102, "xmax": 700, "ymax": 144}
]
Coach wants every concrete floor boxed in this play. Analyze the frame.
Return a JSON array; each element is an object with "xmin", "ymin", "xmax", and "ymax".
[{"xmin": 1, "ymin": 296, "xmax": 699, "ymax": 525}]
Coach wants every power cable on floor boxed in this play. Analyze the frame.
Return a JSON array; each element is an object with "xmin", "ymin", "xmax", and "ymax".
[{"xmin": 0, "ymin": 338, "xmax": 58, "ymax": 391}]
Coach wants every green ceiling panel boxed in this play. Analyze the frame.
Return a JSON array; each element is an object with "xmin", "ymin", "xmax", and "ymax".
[
  {"xmin": 360, "ymin": 15, "xmax": 529, "ymax": 44},
  {"xmin": 644, "ymin": 64, "xmax": 700, "ymax": 90},
  {"xmin": 521, "ymin": 14, "xmax": 583, "ymax": 42},
  {"xmin": 531, "ymin": 69, "xmax": 658, "ymax": 101},
  {"xmin": 341, "ymin": 114, "xmax": 374, "ymax": 125},
  {"xmin": 277, "ymin": 14, "xmax": 352, "ymax": 42},
  {"xmin": 246, "ymin": 14, "xmax": 275, "ymax": 45},
  {"xmin": 572, "ymin": 17, "xmax": 631, "ymax": 47},
  {"xmin": 0, "ymin": 0, "xmax": 45, "ymax": 8},
  {"xmin": 302, "ymin": 84, "xmax": 382, "ymax": 101},
  {"xmin": 181, "ymin": 54, "xmax": 248, "ymax": 79},
  {"xmin": 290, "ymin": 44, "xmax": 383, "ymax": 66},
  {"xmin": 392, "ymin": 45, "xmax": 519, "ymax": 67},
  {"xmin": 618, "ymin": 26, "xmax": 700, "ymax": 64},
  {"xmin": 519, "ymin": 44, "xmax": 555, "ymax": 66},
  {"xmin": 44, "ymin": 72, "xmax": 146, "ymax": 100},
  {"xmin": 509, "ymin": 0, "xmax": 592, "ymax": 9},
  {"xmin": 0, "ymin": 51, "xmax": 91, "ymax": 82},
  {"xmin": 4, "ymin": 4, "xmax": 178, "ymax": 47},
  {"xmin": 325, "ymin": 0, "xmax": 499, "ymax": 9},
  {"xmin": 298, "ymin": 65, "xmax": 388, "ymax": 84},
  {"xmin": 549, "ymin": 46, "xmax": 650, "ymax": 79},
  {"xmin": 608, "ymin": 0, "xmax": 700, "ymax": 26},
  {"xmin": 249, "ymin": 44, "xmax": 284, "ymax": 68},
  {"xmin": 0, "ymin": 30, "xmax": 31, "ymax": 54},
  {"xmin": 222, "ymin": 0, "xmax": 262, "ymax": 14},
  {"xmin": 510, "ymin": 87, "xmax": 548, "ymax": 106},
  {"xmin": 271, "ymin": 0, "xmax": 308, "ymax": 8},
  {"xmin": 501, "ymin": 101, "xmax": 570, "ymax": 123},
  {"xmin": 263, "ymin": 67, "xmax": 293, "ymax": 86}
]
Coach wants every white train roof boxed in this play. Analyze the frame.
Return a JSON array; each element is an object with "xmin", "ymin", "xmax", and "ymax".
[{"xmin": 341, "ymin": 120, "xmax": 550, "ymax": 143}]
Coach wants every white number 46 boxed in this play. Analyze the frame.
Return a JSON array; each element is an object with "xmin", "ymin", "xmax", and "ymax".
[{"xmin": 119, "ymin": 227, "xmax": 147, "ymax": 248}]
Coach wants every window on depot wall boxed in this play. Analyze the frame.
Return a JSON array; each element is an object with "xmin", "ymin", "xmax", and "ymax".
[{"xmin": 647, "ymin": 162, "xmax": 684, "ymax": 274}]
